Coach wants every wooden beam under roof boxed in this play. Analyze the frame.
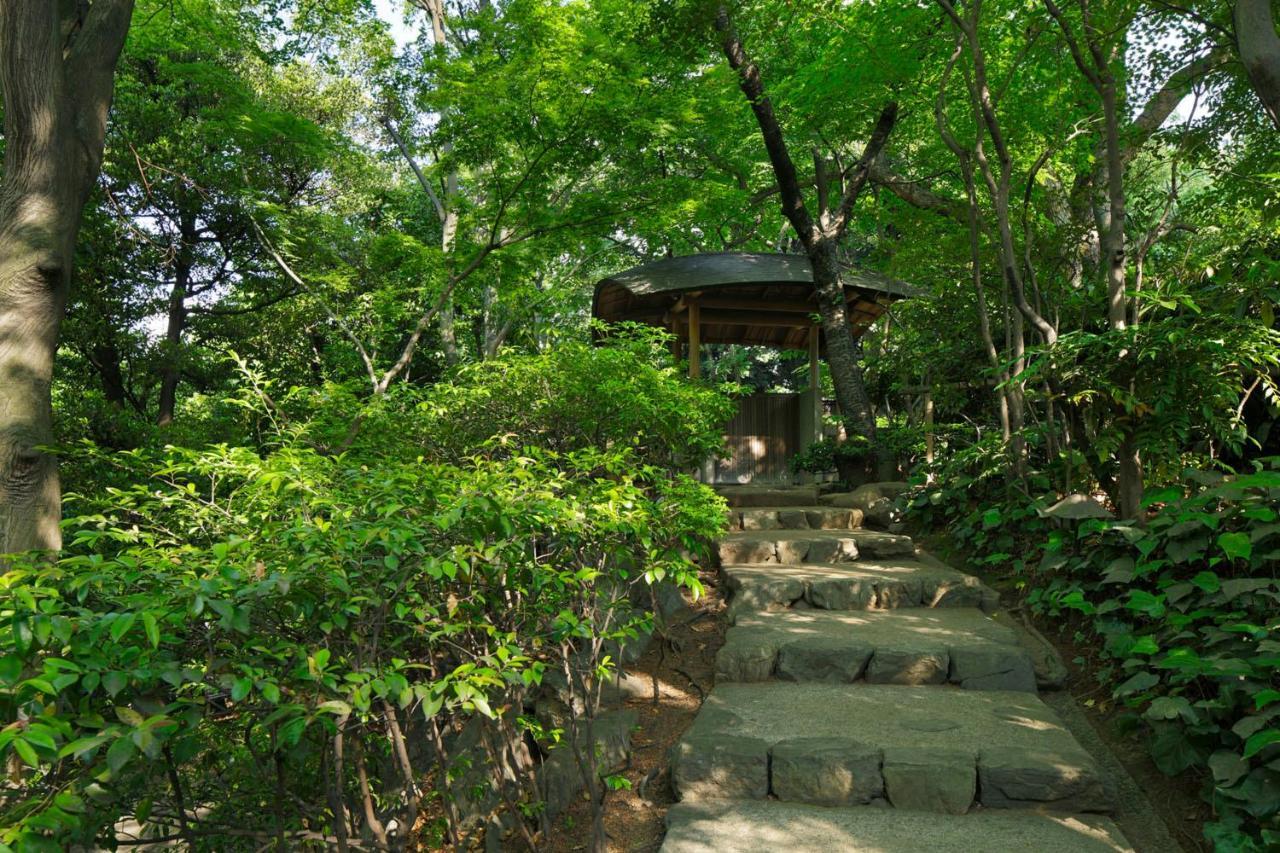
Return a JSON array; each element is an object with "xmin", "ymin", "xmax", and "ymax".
[{"xmin": 696, "ymin": 309, "xmax": 819, "ymax": 328}]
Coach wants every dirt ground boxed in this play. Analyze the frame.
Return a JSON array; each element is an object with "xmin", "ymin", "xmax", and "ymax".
[{"xmin": 540, "ymin": 564, "xmax": 727, "ymax": 853}]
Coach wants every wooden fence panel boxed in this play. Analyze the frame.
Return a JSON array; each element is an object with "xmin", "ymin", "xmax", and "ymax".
[{"xmin": 708, "ymin": 393, "xmax": 799, "ymax": 484}]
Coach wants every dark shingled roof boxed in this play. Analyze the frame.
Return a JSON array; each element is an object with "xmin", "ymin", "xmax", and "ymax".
[{"xmin": 593, "ymin": 252, "xmax": 920, "ymax": 350}]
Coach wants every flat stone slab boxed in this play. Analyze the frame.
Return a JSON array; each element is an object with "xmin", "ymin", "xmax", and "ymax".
[
  {"xmin": 662, "ymin": 801, "xmax": 1133, "ymax": 852},
  {"xmin": 717, "ymin": 530, "xmax": 915, "ymax": 565},
  {"xmin": 727, "ymin": 506, "xmax": 864, "ymax": 532},
  {"xmin": 715, "ymin": 485, "xmax": 819, "ymax": 507},
  {"xmin": 670, "ymin": 683, "xmax": 1107, "ymax": 813},
  {"xmin": 716, "ymin": 608, "xmax": 1036, "ymax": 692},
  {"xmin": 722, "ymin": 559, "xmax": 997, "ymax": 621}
]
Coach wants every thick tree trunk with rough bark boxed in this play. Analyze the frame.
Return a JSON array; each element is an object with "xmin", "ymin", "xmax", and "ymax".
[
  {"xmin": 0, "ymin": 0, "xmax": 134, "ymax": 554},
  {"xmin": 716, "ymin": 6, "xmax": 897, "ymax": 476},
  {"xmin": 1236, "ymin": 0, "xmax": 1280, "ymax": 131}
]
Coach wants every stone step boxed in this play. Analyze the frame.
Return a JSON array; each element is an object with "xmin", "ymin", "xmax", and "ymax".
[
  {"xmin": 716, "ymin": 608, "xmax": 1035, "ymax": 692},
  {"xmin": 715, "ymin": 485, "xmax": 820, "ymax": 508},
  {"xmin": 670, "ymin": 683, "xmax": 1107, "ymax": 814},
  {"xmin": 662, "ymin": 801, "xmax": 1132, "ymax": 853},
  {"xmin": 722, "ymin": 559, "xmax": 998, "ymax": 622},
  {"xmin": 727, "ymin": 506, "xmax": 865, "ymax": 532},
  {"xmin": 717, "ymin": 530, "xmax": 915, "ymax": 565}
]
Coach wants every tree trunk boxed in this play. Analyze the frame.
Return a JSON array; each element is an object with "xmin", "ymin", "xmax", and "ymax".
[
  {"xmin": 1116, "ymin": 432, "xmax": 1143, "ymax": 520},
  {"xmin": 0, "ymin": 0, "xmax": 135, "ymax": 554},
  {"xmin": 715, "ymin": 6, "xmax": 897, "ymax": 475},
  {"xmin": 89, "ymin": 340, "xmax": 130, "ymax": 409},
  {"xmin": 157, "ymin": 213, "xmax": 196, "ymax": 426},
  {"xmin": 810, "ymin": 246, "xmax": 889, "ymax": 475},
  {"xmin": 1235, "ymin": 0, "xmax": 1280, "ymax": 131}
]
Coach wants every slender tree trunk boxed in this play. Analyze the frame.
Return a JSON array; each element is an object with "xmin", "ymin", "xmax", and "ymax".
[
  {"xmin": 0, "ymin": 0, "xmax": 134, "ymax": 554},
  {"xmin": 89, "ymin": 340, "xmax": 130, "ymax": 409},
  {"xmin": 157, "ymin": 214, "xmax": 195, "ymax": 426},
  {"xmin": 1235, "ymin": 0, "xmax": 1280, "ymax": 131}
]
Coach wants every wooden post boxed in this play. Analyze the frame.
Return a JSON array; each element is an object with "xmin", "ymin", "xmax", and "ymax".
[
  {"xmin": 688, "ymin": 298, "xmax": 701, "ymax": 378},
  {"xmin": 809, "ymin": 326, "xmax": 821, "ymax": 443}
]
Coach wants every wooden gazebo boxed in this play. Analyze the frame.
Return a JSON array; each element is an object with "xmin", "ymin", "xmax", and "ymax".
[{"xmin": 593, "ymin": 252, "xmax": 918, "ymax": 482}]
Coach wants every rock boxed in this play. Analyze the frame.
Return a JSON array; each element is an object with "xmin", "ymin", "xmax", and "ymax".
[
  {"xmin": 770, "ymin": 737, "xmax": 884, "ymax": 805},
  {"xmin": 601, "ymin": 670, "xmax": 657, "ymax": 704},
  {"xmin": 718, "ymin": 536, "xmax": 777, "ymax": 565},
  {"xmin": 849, "ymin": 531, "xmax": 916, "ymax": 558},
  {"xmin": 539, "ymin": 709, "xmax": 637, "ymax": 817},
  {"xmin": 804, "ymin": 535, "xmax": 858, "ymax": 563},
  {"xmin": 805, "ymin": 575, "xmax": 877, "ymax": 610},
  {"xmin": 923, "ymin": 574, "xmax": 987, "ymax": 609},
  {"xmin": 715, "ymin": 637, "xmax": 778, "ymax": 682},
  {"xmin": 871, "ymin": 575, "xmax": 925, "ymax": 609},
  {"xmin": 723, "ymin": 567, "xmax": 806, "ymax": 622},
  {"xmin": 777, "ymin": 508, "xmax": 811, "ymax": 529},
  {"xmin": 978, "ymin": 745, "xmax": 1109, "ymax": 811},
  {"xmin": 805, "ymin": 507, "xmax": 862, "ymax": 530},
  {"xmin": 990, "ymin": 611, "xmax": 1069, "ymax": 690},
  {"xmin": 740, "ymin": 509, "xmax": 783, "ymax": 530},
  {"xmin": 1040, "ymin": 494, "xmax": 1114, "ymax": 520},
  {"xmin": 865, "ymin": 647, "xmax": 949, "ymax": 685},
  {"xmin": 775, "ymin": 638, "xmax": 872, "ymax": 683},
  {"xmin": 882, "ymin": 747, "xmax": 976, "ymax": 815},
  {"xmin": 653, "ymin": 580, "xmax": 692, "ymax": 623},
  {"xmin": 670, "ymin": 734, "xmax": 770, "ymax": 801},
  {"xmin": 774, "ymin": 537, "xmax": 812, "ymax": 563},
  {"xmin": 949, "ymin": 644, "xmax": 1037, "ymax": 692},
  {"xmin": 716, "ymin": 486, "xmax": 819, "ymax": 507},
  {"xmin": 821, "ymin": 482, "xmax": 909, "ymax": 529}
]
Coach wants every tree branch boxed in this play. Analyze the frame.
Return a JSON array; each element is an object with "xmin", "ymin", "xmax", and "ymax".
[{"xmin": 715, "ymin": 5, "xmax": 818, "ymax": 247}]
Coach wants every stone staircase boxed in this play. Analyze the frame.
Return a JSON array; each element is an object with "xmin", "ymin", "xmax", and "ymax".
[{"xmin": 661, "ymin": 486, "xmax": 1134, "ymax": 852}]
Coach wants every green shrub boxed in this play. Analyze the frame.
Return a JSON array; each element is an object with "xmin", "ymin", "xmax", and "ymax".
[
  {"xmin": 789, "ymin": 436, "xmax": 868, "ymax": 476},
  {"xmin": 1029, "ymin": 460, "xmax": 1280, "ymax": 850},
  {"xmin": 417, "ymin": 325, "xmax": 737, "ymax": 471},
  {"xmin": 0, "ymin": 339, "xmax": 732, "ymax": 850}
]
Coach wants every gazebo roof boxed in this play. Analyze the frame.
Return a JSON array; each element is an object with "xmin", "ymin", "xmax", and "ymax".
[{"xmin": 593, "ymin": 252, "xmax": 919, "ymax": 350}]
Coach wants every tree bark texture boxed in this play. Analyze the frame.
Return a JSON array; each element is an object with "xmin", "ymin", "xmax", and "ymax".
[
  {"xmin": 0, "ymin": 0, "xmax": 135, "ymax": 553},
  {"xmin": 1236, "ymin": 0, "xmax": 1280, "ymax": 131}
]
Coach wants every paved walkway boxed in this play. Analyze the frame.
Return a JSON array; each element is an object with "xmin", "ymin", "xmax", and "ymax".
[{"xmin": 660, "ymin": 486, "xmax": 1134, "ymax": 852}]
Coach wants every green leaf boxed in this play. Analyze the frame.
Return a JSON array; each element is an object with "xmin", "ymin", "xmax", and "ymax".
[
  {"xmin": 12, "ymin": 738, "xmax": 40, "ymax": 769},
  {"xmin": 1115, "ymin": 671, "xmax": 1160, "ymax": 696},
  {"xmin": 1189, "ymin": 571, "xmax": 1220, "ymax": 592},
  {"xmin": 115, "ymin": 706, "xmax": 144, "ymax": 727},
  {"xmin": 142, "ymin": 613, "xmax": 160, "ymax": 649},
  {"xmin": 0, "ymin": 655, "xmax": 21, "ymax": 685},
  {"xmin": 231, "ymin": 677, "xmax": 252, "ymax": 702},
  {"xmin": 106, "ymin": 736, "xmax": 135, "ymax": 773},
  {"xmin": 1149, "ymin": 724, "xmax": 1200, "ymax": 775},
  {"xmin": 1209, "ymin": 750, "xmax": 1249, "ymax": 787},
  {"xmin": 316, "ymin": 699, "xmax": 351, "ymax": 716},
  {"xmin": 1218, "ymin": 532, "xmax": 1253, "ymax": 561},
  {"xmin": 102, "ymin": 671, "xmax": 127, "ymax": 697},
  {"xmin": 109, "ymin": 612, "xmax": 137, "ymax": 643},
  {"xmin": 1255, "ymin": 690, "xmax": 1280, "ymax": 711},
  {"xmin": 1243, "ymin": 729, "xmax": 1280, "ymax": 759}
]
